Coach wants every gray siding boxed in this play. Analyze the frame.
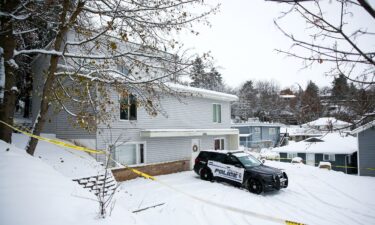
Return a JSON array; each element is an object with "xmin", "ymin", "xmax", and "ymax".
[
  {"xmin": 31, "ymin": 54, "xmax": 57, "ymax": 134},
  {"xmin": 235, "ymin": 125, "xmax": 280, "ymax": 148},
  {"xmin": 100, "ymin": 92, "xmax": 232, "ymax": 130},
  {"xmin": 31, "ymin": 54, "xmax": 97, "ymax": 140},
  {"xmin": 358, "ymin": 128, "xmax": 375, "ymax": 176},
  {"xmin": 55, "ymin": 110, "xmax": 96, "ymax": 139},
  {"xmin": 95, "ymin": 127, "xmax": 231, "ymax": 165}
]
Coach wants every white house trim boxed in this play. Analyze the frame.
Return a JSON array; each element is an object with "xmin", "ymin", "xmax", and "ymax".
[{"xmin": 140, "ymin": 128, "xmax": 239, "ymax": 138}]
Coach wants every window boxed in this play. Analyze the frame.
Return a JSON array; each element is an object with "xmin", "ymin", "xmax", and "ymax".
[
  {"xmin": 287, "ymin": 152, "xmax": 298, "ymax": 160},
  {"xmin": 254, "ymin": 127, "xmax": 261, "ymax": 134},
  {"xmin": 224, "ymin": 155, "xmax": 240, "ymax": 166},
  {"xmin": 211, "ymin": 153, "xmax": 226, "ymax": 163},
  {"xmin": 213, "ymin": 104, "xmax": 222, "ymax": 123},
  {"xmin": 214, "ymin": 138, "xmax": 225, "ymax": 150},
  {"xmin": 269, "ymin": 128, "xmax": 276, "ymax": 135},
  {"xmin": 120, "ymin": 94, "xmax": 137, "ymax": 120},
  {"xmin": 323, "ymin": 154, "xmax": 335, "ymax": 161},
  {"xmin": 114, "ymin": 143, "xmax": 145, "ymax": 166}
]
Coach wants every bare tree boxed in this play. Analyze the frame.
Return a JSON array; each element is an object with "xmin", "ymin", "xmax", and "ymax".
[
  {"xmin": 0, "ymin": 0, "xmax": 218, "ymax": 155},
  {"xmin": 267, "ymin": 0, "xmax": 375, "ymax": 124}
]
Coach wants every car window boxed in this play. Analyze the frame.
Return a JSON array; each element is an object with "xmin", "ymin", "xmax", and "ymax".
[
  {"xmin": 224, "ymin": 155, "xmax": 240, "ymax": 166},
  {"xmin": 211, "ymin": 153, "xmax": 226, "ymax": 163},
  {"xmin": 237, "ymin": 155, "xmax": 261, "ymax": 167},
  {"xmin": 198, "ymin": 152, "xmax": 209, "ymax": 160}
]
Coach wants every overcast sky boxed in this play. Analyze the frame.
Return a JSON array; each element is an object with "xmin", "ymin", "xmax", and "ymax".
[{"xmin": 176, "ymin": 0, "xmax": 374, "ymax": 90}]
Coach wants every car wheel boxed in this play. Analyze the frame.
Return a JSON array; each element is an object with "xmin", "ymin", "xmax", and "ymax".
[
  {"xmin": 275, "ymin": 176, "xmax": 281, "ymax": 190},
  {"xmin": 248, "ymin": 178, "xmax": 263, "ymax": 194},
  {"xmin": 283, "ymin": 172, "xmax": 288, "ymax": 188},
  {"xmin": 200, "ymin": 168, "xmax": 213, "ymax": 181}
]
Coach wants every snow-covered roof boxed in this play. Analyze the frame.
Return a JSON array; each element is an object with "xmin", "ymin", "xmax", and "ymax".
[
  {"xmin": 232, "ymin": 122, "xmax": 283, "ymax": 128},
  {"xmin": 351, "ymin": 120, "xmax": 375, "ymax": 134},
  {"xmin": 273, "ymin": 133, "xmax": 357, "ymax": 154},
  {"xmin": 165, "ymin": 83, "xmax": 238, "ymax": 102},
  {"xmin": 302, "ymin": 117, "xmax": 351, "ymax": 127},
  {"xmin": 280, "ymin": 126, "xmax": 323, "ymax": 136}
]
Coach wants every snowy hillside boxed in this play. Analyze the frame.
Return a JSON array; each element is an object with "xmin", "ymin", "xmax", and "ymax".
[
  {"xmin": 1, "ymin": 134, "xmax": 375, "ymax": 225},
  {"xmin": 0, "ymin": 136, "xmax": 142, "ymax": 225}
]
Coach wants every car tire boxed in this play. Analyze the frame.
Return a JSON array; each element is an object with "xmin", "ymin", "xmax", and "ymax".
[
  {"xmin": 275, "ymin": 176, "xmax": 281, "ymax": 190},
  {"xmin": 283, "ymin": 172, "xmax": 288, "ymax": 188},
  {"xmin": 248, "ymin": 178, "xmax": 263, "ymax": 194},
  {"xmin": 200, "ymin": 167, "xmax": 213, "ymax": 181}
]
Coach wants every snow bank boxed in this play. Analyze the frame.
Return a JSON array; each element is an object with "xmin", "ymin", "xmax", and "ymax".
[
  {"xmin": 0, "ymin": 136, "xmax": 144, "ymax": 225},
  {"xmin": 12, "ymin": 133, "xmax": 104, "ymax": 179}
]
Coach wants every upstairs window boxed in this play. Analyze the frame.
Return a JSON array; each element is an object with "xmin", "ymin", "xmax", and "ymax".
[
  {"xmin": 120, "ymin": 94, "xmax": 137, "ymax": 120},
  {"xmin": 269, "ymin": 128, "xmax": 276, "ymax": 135},
  {"xmin": 213, "ymin": 104, "xmax": 222, "ymax": 123}
]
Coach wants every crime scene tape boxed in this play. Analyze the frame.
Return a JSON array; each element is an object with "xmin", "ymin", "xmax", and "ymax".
[
  {"xmin": 0, "ymin": 120, "xmax": 308, "ymax": 224},
  {"xmin": 109, "ymin": 157, "xmax": 306, "ymax": 225},
  {"xmin": 271, "ymin": 157, "xmax": 375, "ymax": 171},
  {"xmin": 0, "ymin": 120, "xmax": 104, "ymax": 154}
]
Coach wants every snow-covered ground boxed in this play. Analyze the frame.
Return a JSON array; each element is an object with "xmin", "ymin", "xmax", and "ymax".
[
  {"xmin": 1, "ymin": 134, "xmax": 375, "ymax": 225},
  {"xmin": 118, "ymin": 163, "xmax": 375, "ymax": 225},
  {"xmin": 0, "ymin": 137, "xmax": 142, "ymax": 225}
]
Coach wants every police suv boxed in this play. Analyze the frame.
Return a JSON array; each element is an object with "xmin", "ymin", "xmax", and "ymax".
[{"xmin": 193, "ymin": 150, "xmax": 288, "ymax": 194}]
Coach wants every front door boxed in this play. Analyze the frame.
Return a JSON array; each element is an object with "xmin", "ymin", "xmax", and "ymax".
[
  {"xmin": 306, "ymin": 153, "xmax": 315, "ymax": 166},
  {"xmin": 191, "ymin": 139, "xmax": 201, "ymax": 169}
]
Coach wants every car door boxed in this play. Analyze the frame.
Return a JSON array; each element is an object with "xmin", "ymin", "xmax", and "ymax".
[{"xmin": 209, "ymin": 154, "xmax": 245, "ymax": 184}]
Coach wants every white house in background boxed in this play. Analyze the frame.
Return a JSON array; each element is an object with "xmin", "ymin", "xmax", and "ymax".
[
  {"xmin": 351, "ymin": 120, "xmax": 375, "ymax": 177},
  {"xmin": 302, "ymin": 117, "xmax": 351, "ymax": 131},
  {"xmin": 273, "ymin": 133, "xmax": 358, "ymax": 174}
]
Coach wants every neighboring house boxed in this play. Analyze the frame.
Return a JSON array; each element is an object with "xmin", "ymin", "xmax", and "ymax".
[
  {"xmin": 31, "ymin": 50, "xmax": 239, "ymax": 180},
  {"xmin": 302, "ymin": 117, "xmax": 351, "ymax": 131},
  {"xmin": 273, "ymin": 133, "xmax": 358, "ymax": 174},
  {"xmin": 232, "ymin": 122, "xmax": 282, "ymax": 149},
  {"xmin": 351, "ymin": 121, "xmax": 375, "ymax": 177},
  {"xmin": 281, "ymin": 126, "xmax": 322, "ymax": 142}
]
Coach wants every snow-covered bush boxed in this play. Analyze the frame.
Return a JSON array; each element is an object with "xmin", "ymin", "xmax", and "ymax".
[
  {"xmin": 318, "ymin": 161, "xmax": 332, "ymax": 170},
  {"xmin": 291, "ymin": 157, "xmax": 303, "ymax": 164}
]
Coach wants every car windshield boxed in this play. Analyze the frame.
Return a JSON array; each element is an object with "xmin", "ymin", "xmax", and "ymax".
[{"xmin": 237, "ymin": 155, "xmax": 262, "ymax": 167}]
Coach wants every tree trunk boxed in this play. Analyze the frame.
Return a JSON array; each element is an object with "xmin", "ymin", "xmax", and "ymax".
[
  {"xmin": 25, "ymin": 65, "xmax": 57, "ymax": 155},
  {"xmin": 0, "ymin": 0, "xmax": 19, "ymax": 143},
  {"xmin": 26, "ymin": 0, "xmax": 78, "ymax": 155}
]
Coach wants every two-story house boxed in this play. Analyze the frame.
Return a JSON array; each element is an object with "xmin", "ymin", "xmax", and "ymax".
[{"xmin": 31, "ymin": 50, "xmax": 239, "ymax": 180}]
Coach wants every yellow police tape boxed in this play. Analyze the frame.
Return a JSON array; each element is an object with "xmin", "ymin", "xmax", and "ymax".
[
  {"xmin": 0, "ymin": 120, "xmax": 304, "ymax": 224},
  {"xmin": 275, "ymin": 157, "xmax": 375, "ymax": 170},
  {"xmin": 109, "ymin": 157, "xmax": 305, "ymax": 225},
  {"xmin": 0, "ymin": 120, "xmax": 104, "ymax": 154}
]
